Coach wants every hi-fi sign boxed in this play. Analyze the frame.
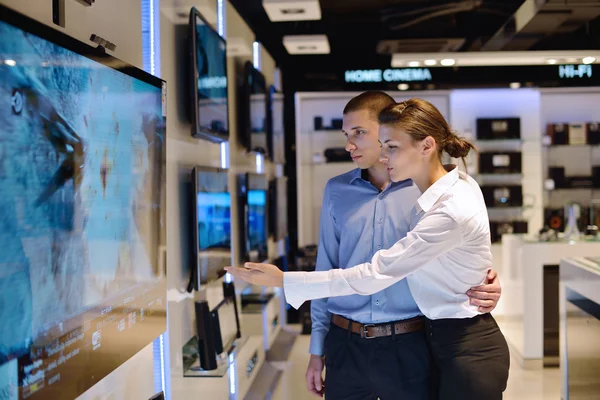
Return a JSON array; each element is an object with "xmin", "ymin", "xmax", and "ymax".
[{"xmin": 559, "ymin": 64, "xmax": 593, "ymax": 79}]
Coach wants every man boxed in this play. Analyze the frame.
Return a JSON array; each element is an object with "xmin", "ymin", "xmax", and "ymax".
[{"xmin": 305, "ymin": 91, "xmax": 501, "ymax": 399}]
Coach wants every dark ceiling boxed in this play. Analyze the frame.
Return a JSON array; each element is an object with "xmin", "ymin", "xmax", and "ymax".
[{"xmin": 230, "ymin": 0, "xmax": 600, "ymax": 77}]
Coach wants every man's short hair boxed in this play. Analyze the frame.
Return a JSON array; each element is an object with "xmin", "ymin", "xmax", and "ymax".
[{"xmin": 343, "ymin": 91, "xmax": 396, "ymax": 120}]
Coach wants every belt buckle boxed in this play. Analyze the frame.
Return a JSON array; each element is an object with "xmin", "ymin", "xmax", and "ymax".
[{"xmin": 362, "ymin": 324, "xmax": 376, "ymax": 339}]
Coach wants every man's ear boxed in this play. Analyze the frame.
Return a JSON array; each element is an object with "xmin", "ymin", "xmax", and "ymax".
[{"xmin": 421, "ymin": 136, "xmax": 436, "ymax": 156}]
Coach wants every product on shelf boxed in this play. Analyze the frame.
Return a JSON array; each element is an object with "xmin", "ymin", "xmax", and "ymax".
[
  {"xmin": 476, "ymin": 118, "xmax": 521, "ymax": 140},
  {"xmin": 546, "ymin": 122, "xmax": 600, "ymax": 145},
  {"xmin": 489, "ymin": 221, "xmax": 528, "ymax": 243},
  {"xmin": 479, "ymin": 152, "xmax": 522, "ymax": 174},
  {"xmin": 482, "ymin": 185, "xmax": 523, "ymax": 207},
  {"xmin": 547, "ymin": 166, "xmax": 598, "ymax": 189}
]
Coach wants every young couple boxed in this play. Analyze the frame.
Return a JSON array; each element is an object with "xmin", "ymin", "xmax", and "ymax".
[{"xmin": 227, "ymin": 92, "xmax": 510, "ymax": 399}]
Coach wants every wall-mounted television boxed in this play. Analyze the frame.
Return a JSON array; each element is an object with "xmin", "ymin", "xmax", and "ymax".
[
  {"xmin": 239, "ymin": 62, "xmax": 268, "ymax": 155},
  {"xmin": 189, "ymin": 166, "xmax": 231, "ymax": 292},
  {"xmin": 189, "ymin": 7, "xmax": 229, "ymax": 142},
  {"xmin": 0, "ymin": 4, "xmax": 166, "ymax": 399},
  {"xmin": 237, "ymin": 173, "xmax": 269, "ymax": 263},
  {"xmin": 268, "ymin": 86, "xmax": 285, "ymax": 165},
  {"xmin": 269, "ymin": 177, "xmax": 288, "ymax": 241}
]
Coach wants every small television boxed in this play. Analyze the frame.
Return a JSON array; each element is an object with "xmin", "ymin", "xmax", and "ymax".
[
  {"xmin": 269, "ymin": 177, "xmax": 288, "ymax": 241},
  {"xmin": 239, "ymin": 62, "xmax": 268, "ymax": 155},
  {"xmin": 189, "ymin": 7, "xmax": 229, "ymax": 142},
  {"xmin": 268, "ymin": 86, "xmax": 285, "ymax": 165},
  {"xmin": 189, "ymin": 166, "xmax": 232, "ymax": 292},
  {"xmin": 237, "ymin": 173, "xmax": 269, "ymax": 262},
  {"xmin": 0, "ymin": 4, "xmax": 166, "ymax": 399}
]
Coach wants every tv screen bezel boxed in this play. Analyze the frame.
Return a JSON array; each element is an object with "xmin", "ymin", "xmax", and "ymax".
[
  {"xmin": 189, "ymin": 7, "xmax": 229, "ymax": 143},
  {"xmin": 190, "ymin": 165, "xmax": 231, "ymax": 292}
]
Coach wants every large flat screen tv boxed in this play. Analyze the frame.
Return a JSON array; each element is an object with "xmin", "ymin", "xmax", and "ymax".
[
  {"xmin": 240, "ymin": 62, "xmax": 267, "ymax": 155},
  {"xmin": 0, "ymin": 5, "xmax": 166, "ymax": 400},
  {"xmin": 268, "ymin": 87, "xmax": 285, "ymax": 165},
  {"xmin": 189, "ymin": 7, "xmax": 229, "ymax": 142},
  {"xmin": 189, "ymin": 166, "xmax": 231, "ymax": 292},
  {"xmin": 237, "ymin": 173, "xmax": 268, "ymax": 263}
]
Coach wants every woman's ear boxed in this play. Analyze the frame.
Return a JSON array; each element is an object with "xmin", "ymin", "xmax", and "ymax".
[{"xmin": 421, "ymin": 136, "xmax": 436, "ymax": 156}]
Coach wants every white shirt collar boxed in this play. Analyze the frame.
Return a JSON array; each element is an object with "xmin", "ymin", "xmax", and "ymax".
[{"xmin": 416, "ymin": 164, "xmax": 459, "ymax": 213}]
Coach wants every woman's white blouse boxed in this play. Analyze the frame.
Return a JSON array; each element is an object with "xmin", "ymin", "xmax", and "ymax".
[{"xmin": 284, "ymin": 165, "xmax": 492, "ymax": 320}]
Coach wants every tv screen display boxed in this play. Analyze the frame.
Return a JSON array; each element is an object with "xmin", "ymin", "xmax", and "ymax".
[
  {"xmin": 269, "ymin": 88, "xmax": 285, "ymax": 165},
  {"xmin": 248, "ymin": 189, "xmax": 268, "ymax": 260},
  {"xmin": 191, "ymin": 167, "xmax": 231, "ymax": 290},
  {"xmin": 0, "ymin": 5, "xmax": 166, "ymax": 400},
  {"xmin": 244, "ymin": 62, "xmax": 267, "ymax": 155},
  {"xmin": 190, "ymin": 7, "xmax": 228, "ymax": 142}
]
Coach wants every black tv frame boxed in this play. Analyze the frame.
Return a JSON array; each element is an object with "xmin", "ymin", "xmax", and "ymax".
[
  {"xmin": 188, "ymin": 166, "xmax": 230, "ymax": 292},
  {"xmin": 268, "ymin": 177, "xmax": 288, "ymax": 241},
  {"xmin": 239, "ymin": 61, "xmax": 268, "ymax": 155},
  {"xmin": 267, "ymin": 85, "xmax": 286, "ymax": 165},
  {"xmin": 237, "ymin": 172, "xmax": 269, "ymax": 263},
  {"xmin": 189, "ymin": 7, "xmax": 229, "ymax": 143}
]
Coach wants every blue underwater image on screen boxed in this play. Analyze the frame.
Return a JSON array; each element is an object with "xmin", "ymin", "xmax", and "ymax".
[
  {"xmin": 0, "ymin": 16, "xmax": 165, "ymax": 380},
  {"xmin": 247, "ymin": 190, "xmax": 267, "ymax": 253},
  {"xmin": 197, "ymin": 192, "xmax": 231, "ymax": 250}
]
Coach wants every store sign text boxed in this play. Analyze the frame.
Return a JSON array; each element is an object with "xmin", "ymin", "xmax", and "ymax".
[
  {"xmin": 559, "ymin": 64, "xmax": 592, "ymax": 79},
  {"xmin": 344, "ymin": 68, "xmax": 433, "ymax": 83}
]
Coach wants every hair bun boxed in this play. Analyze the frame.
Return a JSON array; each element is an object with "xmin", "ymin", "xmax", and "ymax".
[{"xmin": 445, "ymin": 134, "xmax": 475, "ymax": 159}]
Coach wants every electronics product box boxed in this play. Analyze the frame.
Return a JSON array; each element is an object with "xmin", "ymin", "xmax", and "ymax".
[
  {"xmin": 476, "ymin": 118, "xmax": 521, "ymax": 140},
  {"xmin": 479, "ymin": 152, "xmax": 522, "ymax": 174}
]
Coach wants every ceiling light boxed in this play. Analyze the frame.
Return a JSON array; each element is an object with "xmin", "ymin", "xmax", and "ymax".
[
  {"xmin": 398, "ymin": 83, "xmax": 409, "ymax": 91},
  {"xmin": 440, "ymin": 58, "xmax": 455, "ymax": 66},
  {"xmin": 509, "ymin": 82, "xmax": 521, "ymax": 89},
  {"xmin": 408, "ymin": 61, "xmax": 420, "ymax": 67},
  {"xmin": 283, "ymin": 35, "xmax": 330, "ymax": 54},
  {"xmin": 546, "ymin": 59, "xmax": 557, "ymax": 65},
  {"xmin": 263, "ymin": 0, "xmax": 322, "ymax": 22},
  {"xmin": 4, "ymin": 59, "xmax": 16, "ymax": 66},
  {"xmin": 424, "ymin": 59, "xmax": 437, "ymax": 66},
  {"xmin": 583, "ymin": 56, "xmax": 596, "ymax": 64}
]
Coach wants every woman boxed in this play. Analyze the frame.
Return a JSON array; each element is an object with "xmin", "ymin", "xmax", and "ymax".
[{"xmin": 226, "ymin": 98, "xmax": 510, "ymax": 399}]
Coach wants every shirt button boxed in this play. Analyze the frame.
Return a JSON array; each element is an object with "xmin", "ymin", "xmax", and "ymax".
[
  {"xmin": 379, "ymin": 194, "xmax": 384, "ymax": 200},
  {"xmin": 377, "ymin": 245, "xmax": 381, "ymax": 250},
  {"xmin": 376, "ymin": 300, "xmax": 380, "ymax": 306},
  {"xmin": 378, "ymin": 218, "xmax": 383, "ymax": 224}
]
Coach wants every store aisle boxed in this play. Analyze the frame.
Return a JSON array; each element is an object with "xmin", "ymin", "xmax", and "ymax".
[{"xmin": 272, "ymin": 325, "xmax": 560, "ymax": 400}]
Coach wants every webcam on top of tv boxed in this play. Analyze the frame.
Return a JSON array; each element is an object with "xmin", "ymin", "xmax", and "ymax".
[{"xmin": 90, "ymin": 34, "xmax": 116, "ymax": 52}]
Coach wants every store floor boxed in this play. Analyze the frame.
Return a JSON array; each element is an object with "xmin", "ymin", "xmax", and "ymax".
[{"xmin": 271, "ymin": 325, "xmax": 561, "ymax": 400}]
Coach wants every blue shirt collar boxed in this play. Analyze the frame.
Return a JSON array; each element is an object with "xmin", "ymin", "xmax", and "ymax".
[{"xmin": 349, "ymin": 168, "xmax": 414, "ymax": 190}]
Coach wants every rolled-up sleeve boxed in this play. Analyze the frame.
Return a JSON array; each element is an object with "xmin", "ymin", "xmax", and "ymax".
[{"xmin": 284, "ymin": 209, "xmax": 463, "ymax": 309}]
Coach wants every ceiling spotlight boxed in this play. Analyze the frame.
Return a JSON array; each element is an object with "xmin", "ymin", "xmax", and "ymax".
[
  {"xmin": 398, "ymin": 83, "xmax": 409, "ymax": 91},
  {"xmin": 424, "ymin": 59, "xmax": 437, "ymax": 66},
  {"xmin": 546, "ymin": 59, "xmax": 557, "ymax": 65},
  {"xmin": 4, "ymin": 59, "xmax": 16, "ymax": 66},
  {"xmin": 509, "ymin": 82, "xmax": 521, "ymax": 89},
  {"xmin": 440, "ymin": 58, "xmax": 455, "ymax": 66},
  {"xmin": 583, "ymin": 56, "xmax": 596, "ymax": 64},
  {"xmin": 408, "ymin": 61, "xmax": 420, "ymax": 67}
]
